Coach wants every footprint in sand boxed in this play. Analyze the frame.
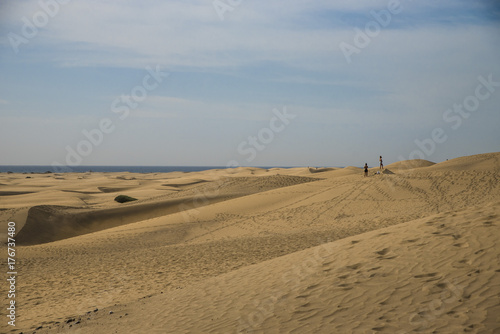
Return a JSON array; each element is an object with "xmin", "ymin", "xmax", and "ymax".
[
  {"xmin": 374, "ymin": 247, "xmax": 398, "ymax": 260},
  {"xmin": 345, "ymin": 263, "xmax": 362, "ymax": 270},
  {"xmin": 305, "ymin": 283, "xmax": 320, "ymax": 291},
  {"xmin": 435, "ymin": 282, "xmax": 447, "ymax": 289},
  {"xmin": 295, "ymin": 294, "xmax": 309, "ymax": 299},
  {"xmin": 375, "ymin": 248, "xmax": 390, "ymax": 256},
  {"xmin": 368, "ymin": 266, "xmax": 381, "ymax": 272},
  {"xmin": 414, "ymin": 272, "xmax": 438, "ymax": 279},
  {"xmin": 372, "ymin": 325, "xmax": 385, "ymax": 331}
]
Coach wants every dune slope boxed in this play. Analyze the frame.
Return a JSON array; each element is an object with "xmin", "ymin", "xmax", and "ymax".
[{"xmin": 37, "ymin": 201, "xmax": 500, "ymax": 333}]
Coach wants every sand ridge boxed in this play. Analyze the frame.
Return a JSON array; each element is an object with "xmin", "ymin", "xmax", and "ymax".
[{"xmin": 4, "ymin": 173, "xmax": 320, "ymax": 245}]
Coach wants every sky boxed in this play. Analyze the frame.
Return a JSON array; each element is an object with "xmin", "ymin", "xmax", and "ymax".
[{"xmin": 0, "ymin": 0, "xmax": 499, "ymax": 168}]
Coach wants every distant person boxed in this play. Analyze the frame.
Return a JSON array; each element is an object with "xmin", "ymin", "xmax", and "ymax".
[
  {"xmin": 364, "ymin": 163, "xmax": 368, "ymax": 177},
  {"xmin": 379, "ymin": 156, "xmax": 384, "ymax": 169}
]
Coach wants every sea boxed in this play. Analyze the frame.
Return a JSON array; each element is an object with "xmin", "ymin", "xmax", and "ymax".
[{"xmin": 0, "ymin": 165, "xmax": 289, "ymax": 174}]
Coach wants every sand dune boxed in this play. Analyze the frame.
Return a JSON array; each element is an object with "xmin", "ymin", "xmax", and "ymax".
[
  {"xmin": 1, "ymin": 152, "xmax": 499, "ymax": 333},
  {"xmin": 428, "ymin": 152, "xmax": 500, "ymax": 171},
  {"xmin": 14, "ymin": 175, "xmax": 319, "ymax": 245},
  {"xmin": 307, "ymin": 167, "xmax": 338, "ymax": 174},
  {"xmin": 385, "ymin": 159, "xmax": 436, "ymax": 170},
  {"xmin": 36, "ymin": 201, "xmax": 500, "ymax": 333}
]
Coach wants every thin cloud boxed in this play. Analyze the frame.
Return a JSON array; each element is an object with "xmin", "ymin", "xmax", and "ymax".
[{"xmin": 4, "ymin": 0, "xmax": 497, "ymax": 71}]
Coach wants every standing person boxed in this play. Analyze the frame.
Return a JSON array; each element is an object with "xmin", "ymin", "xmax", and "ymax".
[
  {"xmin": 364, "ymin": 163, "xmax": 368, "ymax": 177},
  {"xmin": 379, "ymin": 156, "xmax": 384, "ymax": 169}
]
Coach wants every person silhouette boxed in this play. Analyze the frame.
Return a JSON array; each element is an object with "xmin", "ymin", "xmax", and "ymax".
[
  {"xmin": 364, "ymin": 163, "xmax": 368, "ymax": 177},
  {"xmin": 379, "ymin": 156, "xmax": 383, "ymax": 169}
]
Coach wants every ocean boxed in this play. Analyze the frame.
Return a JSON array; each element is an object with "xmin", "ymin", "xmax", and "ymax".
[{"xmin": 0, "ymin": 165, "xmax": 286, "ymax": 174}]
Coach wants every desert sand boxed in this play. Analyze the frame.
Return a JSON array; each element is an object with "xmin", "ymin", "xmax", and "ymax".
[{"xmin": 0, "ymin": 152, "xmax": 499, "ymax": 333}]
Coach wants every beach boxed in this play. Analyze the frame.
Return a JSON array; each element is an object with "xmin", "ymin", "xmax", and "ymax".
[{"xmin": 1, "ymin": 152, "xmax": 499, "ymax": 333}]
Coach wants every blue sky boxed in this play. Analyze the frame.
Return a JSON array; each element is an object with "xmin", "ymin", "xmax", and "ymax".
[{"xmin": 0, "ymin": 0, "xmax": 499, "ymax": 167}]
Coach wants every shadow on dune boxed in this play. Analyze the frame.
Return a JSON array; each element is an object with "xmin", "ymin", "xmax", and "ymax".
[
  {"xmin": 16, "ymin": 195, "xmax": 234, "ymax": 245},
  {"xmin": 16, "ymin": 174, "xmax": 320, "ymax": 245},
  {"xmin": 308, "ymin": 167, "xmax": 337, "ymax": 173}
]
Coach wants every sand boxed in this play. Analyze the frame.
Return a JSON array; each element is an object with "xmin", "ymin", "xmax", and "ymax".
[{"xmin": 0, "ymin": 152, "xmax": 499, "ymax": 333}]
